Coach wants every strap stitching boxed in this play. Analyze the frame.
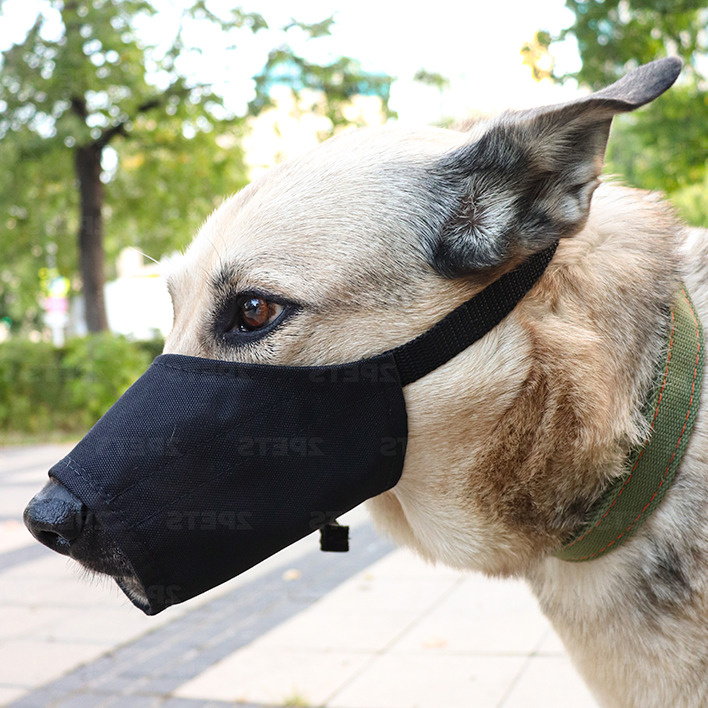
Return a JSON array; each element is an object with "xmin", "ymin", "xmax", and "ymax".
[
  {"xmin": 561, "ymin": 305, "xmax": 676, "ymax": 550},
  {"xmin": 54, "ymin": 455, "xmax": 165, "ymax": 582},
  {"xmin": 576, "ymin": 288, "xmax": 701, "ymax": 561}
]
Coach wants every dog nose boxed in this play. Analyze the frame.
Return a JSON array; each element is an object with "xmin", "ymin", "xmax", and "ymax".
[{"xmin": 23, "ymin": 478, "xmax": 87, "ymax": 556}]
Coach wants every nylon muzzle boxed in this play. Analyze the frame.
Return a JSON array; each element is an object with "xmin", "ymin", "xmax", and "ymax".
[{"xmin": 48, "ymin": 243, "xmax": 558, "ymax": 614}]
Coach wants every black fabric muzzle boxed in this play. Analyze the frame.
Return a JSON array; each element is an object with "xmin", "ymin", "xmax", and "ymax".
[{"xmin": 48, "ymin": 243, "xmax": 557, "ymax": 614}]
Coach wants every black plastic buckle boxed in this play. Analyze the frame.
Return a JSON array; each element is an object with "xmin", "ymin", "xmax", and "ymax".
[{"xmin": 319, "ymin": 520, "xmax": 349, "ymax": 552}]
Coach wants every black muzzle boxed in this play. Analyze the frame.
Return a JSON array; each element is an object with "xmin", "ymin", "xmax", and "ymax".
[{"xmin": 35, "ymin": 243, "xmax": 558, "ymax": 614}]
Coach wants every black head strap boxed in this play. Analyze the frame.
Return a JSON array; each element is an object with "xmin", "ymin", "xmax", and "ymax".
[{"xmin": 391, "ymin": 242, "xmax": 559, "ymax": 386}]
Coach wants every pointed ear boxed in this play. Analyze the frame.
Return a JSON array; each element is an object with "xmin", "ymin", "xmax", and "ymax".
[{"xmin": 429, "ymin": 57, "xmax": 682, "ymax": 276}]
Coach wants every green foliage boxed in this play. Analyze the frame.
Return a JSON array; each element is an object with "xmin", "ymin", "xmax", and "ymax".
[
  {"xmin": 249, "ymin": 13, "xmax": 394, "ymax": 131},
  {"xmin": 250, "ymin": 52, "xmax": 394, "ymax": 132},
  {"xmin": 132, "ymin": 335, "xmax": 166, "ymax": 361},
  {"xmin": 60, "ymin": 333, "xmax": 152, "ymax": 426},
  {"xmin": 606, "ymin": 84, "xmax": 708, "ymax": 193},
  {"xmin": 670, "ymin": 172, "xmax": 708, "ymax": 227},
  {"xmin": 0, "ymin": 2, "xmax": 394, "ymax": 329},
  {"xmin": 413, "ymin": 69, "xmax": 450, "ymax": 90},
  {"xmin": 0, "ymin": 339, "xmax": 63, "ymax": 434},
  {"xmin": 0, "ymin": 334, "xmax": 162, "ymax": 434},
  {"xmin": 539, "ymin": 0, "xmax": 708, "ymax": 90},
  {"xmin": 0, "ymin": 0, "xmax": 250, "ymax": 329},
  {"xmin": 105, "ymin": 117, "xmax": 248, "ymax": 262},
  {"xmin": 525, "ymin": 0, "xmax": 708, "ymax": 226},
  {"xmin": 0, "ymin": 134, "xmax": 76, "ymax": 329}
]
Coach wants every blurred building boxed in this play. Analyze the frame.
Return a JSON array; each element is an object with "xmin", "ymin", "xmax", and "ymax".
[{"xmin": 103, "ymin": 248, "xmax": 176, "ymax": 340}]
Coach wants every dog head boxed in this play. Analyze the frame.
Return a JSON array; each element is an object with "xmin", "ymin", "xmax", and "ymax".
[{"xmin": 25, "ymin": 59, "xmax": 682, "ymax": 607}]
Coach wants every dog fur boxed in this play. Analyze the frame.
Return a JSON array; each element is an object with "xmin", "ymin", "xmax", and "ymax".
[{"xmin": 162, "ymin": 60, "xmax": 707, "ymax": 707}]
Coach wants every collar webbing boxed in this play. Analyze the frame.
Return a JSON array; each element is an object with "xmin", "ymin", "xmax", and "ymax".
[{"xmin": 555, "ymin": 286, "xmax": 705, "ymax": 562}]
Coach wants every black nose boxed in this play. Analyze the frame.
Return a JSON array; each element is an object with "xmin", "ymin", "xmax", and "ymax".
[{"xmin": 24, "ymin": 478, "xmax": 87, "ymax": 556}]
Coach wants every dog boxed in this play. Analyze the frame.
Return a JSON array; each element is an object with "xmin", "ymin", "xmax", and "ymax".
[{"xmin": 24, "ymin": 58, "xmax": 708, "ymax": 707}]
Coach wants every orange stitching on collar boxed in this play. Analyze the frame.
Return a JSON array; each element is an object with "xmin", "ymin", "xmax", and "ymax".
[
  {"xmin": 561, "ymin": 306, "xmax": 676, "ymax": 551},
  {"xmin": 576, "ymin": 288, "xmax": 701, "ymax": 561}
]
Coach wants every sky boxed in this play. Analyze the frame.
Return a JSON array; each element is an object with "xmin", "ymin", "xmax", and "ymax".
[
  {"xmin": 254, "ymin": 0, "xmax": 585, "ymax": 121},
  {"xmin": 0, "ymin": 0, "xmax": 585, "ymax": 126}
]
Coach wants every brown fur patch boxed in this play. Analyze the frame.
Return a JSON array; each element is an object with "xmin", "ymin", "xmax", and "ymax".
[{"xmin": 468, "ymin": 318, "xmax": 622, "ymax": 567}]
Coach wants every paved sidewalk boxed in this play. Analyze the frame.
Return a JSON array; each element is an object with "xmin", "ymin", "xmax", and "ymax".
[{"xmin": 0, "ymin": 444, "xmax": 599, "ymax": 707}]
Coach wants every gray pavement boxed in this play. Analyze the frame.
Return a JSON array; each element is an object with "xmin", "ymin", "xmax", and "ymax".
[{"xmin": 0, "ymin": 444, "xmax": 599, "ymax": 707}]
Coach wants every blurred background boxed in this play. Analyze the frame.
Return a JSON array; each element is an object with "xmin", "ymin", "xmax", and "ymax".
[
  {"xmin": 1, "ymin": 0, "xmax": 707, "ymax": 443},
  {"xmin": 1, "ymin": 3, "xmax": 707, "ymax": 707}
]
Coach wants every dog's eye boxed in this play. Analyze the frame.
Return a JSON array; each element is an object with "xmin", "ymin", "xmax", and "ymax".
[
  {"xmin": 227, "ymin": 295, "xmax": 285, "ymax": 333},
  {"xmin": 216, "ymin": 290, "xmax": 296, "ymax": 345}
]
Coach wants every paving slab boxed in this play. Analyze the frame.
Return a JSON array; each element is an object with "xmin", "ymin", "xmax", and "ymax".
[
  {"xmin": 177, "ymin": 647, "xmax": 374, "ymax": 706},
  {"xmin": 4, "ymin": 505, "xmax": 393, "ymax": 706},
  {"xmin": 389, "ymin": 574, "xmax": 551, "ymax": 656},
  {"xmin": 500, "ymin": 654, "xmax": 599, "ymax": 707},
  {"xmin": 0, "ymin": 606, "xmax": 70, "ymax": 642},
  {"xmin": 0, "ymin": 639, "xmax": 112, "ymax": 687},
  {"xmin": 172, "ymin": 547, "xmax": 598, "ymax": 708},
  {"xmin": 253, "ymin": 576, "xmax": 465, "ymax": 653},
  {"xmin": 0, "ymin": 688, "xmax": 26, "ymax": 706},
  {"xmin": 2, "ymin": 444, "xmax": 599, "ymax": 707},
  {"xmin": 0, "ymin": 521, "xmax": 36, "ymax": 555},
  {"xmin": 328, "ymin": 653, "xmax": 527, "ymax": 708}
]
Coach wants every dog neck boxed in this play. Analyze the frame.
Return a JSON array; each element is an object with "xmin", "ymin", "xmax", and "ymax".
[
  {"xmin": 553, "ymin": 285, "xmax": 705, "ymax": 562},
  {"xmin": 523, "ymin": 194, "xmax": 708, "ymax": 708}
]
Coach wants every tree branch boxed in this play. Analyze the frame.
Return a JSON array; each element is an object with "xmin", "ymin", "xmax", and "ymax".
[
  {"xmin": 94, "ymin": 122, "xmax": 128, "ymax": 150},
  {"xmin": 136, "ymin": 97, "xmax": 163, "ymax": 113},
  {"xmin": 70, "ymin": 96, "xmax": 88, "ymax": 121},
  {"xmin": 92, "ymin": 81, "xmax": 213, "ymax": 149}
]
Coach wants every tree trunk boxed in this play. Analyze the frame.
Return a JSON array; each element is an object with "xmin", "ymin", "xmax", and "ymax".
[{"xmin": 75, "ymin": 144, "xmax": 108, "ymax": 332}]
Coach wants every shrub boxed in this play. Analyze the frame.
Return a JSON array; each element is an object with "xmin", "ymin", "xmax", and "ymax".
[
  {"xmin": 0, "ymin": 334, "xmax": 163, "ymax": 436},
  {"xmin": 0, "ymin": 339, "xmax": 63, "ymax": 433}
]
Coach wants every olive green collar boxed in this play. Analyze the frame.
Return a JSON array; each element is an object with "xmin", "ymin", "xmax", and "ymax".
[{"xmin": 555, "ymin": 286, "xmax": 705, "ymax": 562}]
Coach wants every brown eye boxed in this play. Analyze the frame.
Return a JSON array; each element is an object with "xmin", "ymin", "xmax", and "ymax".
[
  {"xmin": 233, "ymin": 296, "xmax": 284, "ymax": 332},
  {"xmin": 219, "ymin": 291, "xmax": 294, "ymax": 342}
]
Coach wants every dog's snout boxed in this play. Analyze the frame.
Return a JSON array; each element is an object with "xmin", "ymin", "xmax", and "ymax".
[{"xmin": 23, "ymin": 478, "xmax": 87, "ymax": 555}]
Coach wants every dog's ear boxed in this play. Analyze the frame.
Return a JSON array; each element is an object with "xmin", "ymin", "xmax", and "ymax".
[{"xmin": 429, "ymin": 57, "xmax": 682, "ymax": 276}]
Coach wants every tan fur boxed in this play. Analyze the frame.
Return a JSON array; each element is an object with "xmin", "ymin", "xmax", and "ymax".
[
  {"xmin": 163, "ymin": 111, "xmax": 707, "ymax": 705},
  {"xmin": 526, "ymin": 228, "xmax": 708, "ymax": 708}
]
